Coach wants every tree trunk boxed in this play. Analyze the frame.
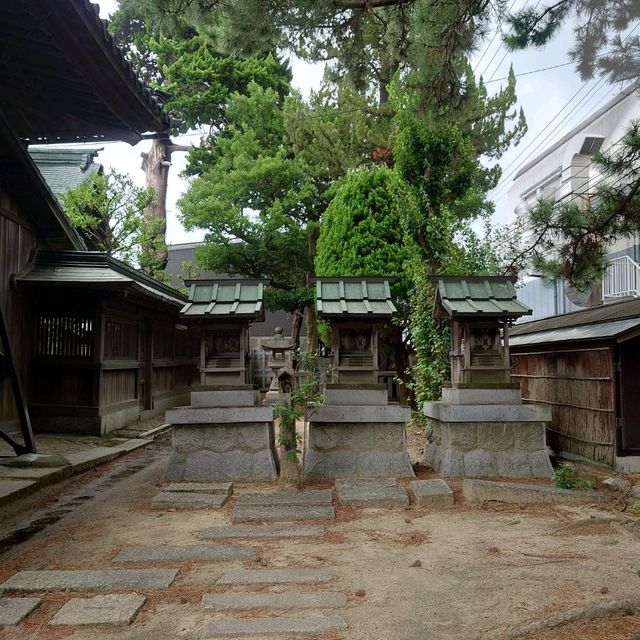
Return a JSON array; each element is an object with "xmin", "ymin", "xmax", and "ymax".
[
  {"xmin": 140, "ymin": 138, "xmax": 190, "ymax": 269},
  {"xmin": 291, "ymin": 308, "xmax": 304, "ymax": 351}
]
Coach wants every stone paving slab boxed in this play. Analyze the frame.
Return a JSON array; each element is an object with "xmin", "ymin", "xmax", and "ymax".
[
  {"xmin": 50, "ymin": 594, "xmax": 146, "ymax": 626},
  {"xmin": 151, "ymin": 491, "xmax": 228, "ymax": 509},
  {"xmin": 0, "ymin": 569, "xmax": 178, "ymax": 593},
  {"xmin": 164, "ymin": 482, "xmax": 233, "ymax": 496},
  {"xmin": 113, "ymin": 544, "xmax": 257, "ymax": 563},
  {"xmin": 0, "ymin": 597, "xmax": 41, "ymax": 625},
  {"xmin": 235, "ymin": 489, "xmax": 333, "ymax": 507},
  {"xmin": 204, "ymin": 615, "xmax": 347, "ymax": 637},
  {"xmin": 216, "ymin": 568, "xmax": 332, "ymax": 585},
  {"xmin": 202, "ymin": 591, "xmax": 347, "ymax": 611},
  {"xmin": 410, "ymin": 479, "xmax": 454, "ymax": 507},
  {"xmin": 335, "ymin": 479, "xmax": 409, "ymax": 508},
  {"xmin": 199, "ymin": 524, "xmax": 325, "ymax": 540},
  {"xmin": 0, "ymin": 467, "xmax": 67, "ymax": 480},
  {"xmin": 463, "ymin": 479, "xmax": 608, "ymax": 504},
  {"xmin": 232, "ymin": 504, "xmax": 335, "ymax": 522},
  {"xmin": 0, "ymin": 480, "xmax": 37, "ymax": 506}
]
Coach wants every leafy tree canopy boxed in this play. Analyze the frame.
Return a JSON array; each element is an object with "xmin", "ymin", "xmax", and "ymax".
[{"xmin": 62, "ymin": 170, "xmax": 167, "ymax": 279}]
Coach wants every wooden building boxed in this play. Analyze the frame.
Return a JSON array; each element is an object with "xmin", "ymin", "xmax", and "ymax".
[
  {"xmin": 13, "ymin": 251, "xmax": 197, "ymax": 435},
  {"xmin": 0, "ymin": 0, "xmax": 196, "ymax": 436},
  {"xmin": 510, "ymin": 298, "xmax": 640, "ymax": 472}
]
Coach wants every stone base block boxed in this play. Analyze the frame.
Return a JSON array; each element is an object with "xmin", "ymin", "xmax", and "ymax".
[
  {"xmin": 191, "ymin": 388, "xmax": 258, "ymax": 407},
  {"xmin": 304, "ymin": 421, "xmax": 414, "ymax": 479},
  {"xmin": 165, "ymin": 422, "xmax": 278, "ymax": 481},
  {"xmin": 441, "ymin": 388, "xmax": 522, "ymax": 405},
  {"xmin": 324, "ymin": 384, "xmax": 388, "ymax": 406},
  {"xmin": 410, "ymin": 479, "xmax": 454, "ymax": 507},
  {"xmin": 422, "ymin": 418, "xmax": 552, "ymax": 479}
]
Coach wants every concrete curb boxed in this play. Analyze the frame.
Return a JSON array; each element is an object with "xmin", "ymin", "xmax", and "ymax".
[{"xmin": 0, "ymin": 438, "xmax": 152, "ymax": 507}]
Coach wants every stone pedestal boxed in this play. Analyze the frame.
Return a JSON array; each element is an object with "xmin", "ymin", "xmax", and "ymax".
[
  {"xmin": 304, "ymin": 384, "xmax": 414, "ymax": 479},
  {"xmin": 165, "ymin": 386, "xmax": 278, "ymax": 481},
  {"xmin": 422, "ymin": 387, "xmax": 553, "ymax": 478}
]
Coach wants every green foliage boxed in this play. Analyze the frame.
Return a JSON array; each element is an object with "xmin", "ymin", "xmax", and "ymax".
[
  {"xmin": 315, "ymin": 167, "xmax": 416, "ymax": 291},
  {"xmin": 61, "ymin": 170, "xmax": 166, "ymax": 279},
  {"xmin": 151, "ymin": 36, "xmax": 291, "ymax": 139},
  {"xmin": 552, "ymin": 464, "xmax": 594, "ymax": 490},
  {"xmin": 629, "ymin": 502, "xmax": 640, "ymax": 516},
  {"xmin": 274, "ymin": 350, "xmax": 330, "ymax": 465}
]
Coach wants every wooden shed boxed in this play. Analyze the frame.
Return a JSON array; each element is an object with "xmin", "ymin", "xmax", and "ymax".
[
  {"xmin": 13, "ymin": 251, "xmax": 198, "ymax": 435},
  {"xmin": 509, "ymin": 298, "xmax": 640, "ymax": 472}
]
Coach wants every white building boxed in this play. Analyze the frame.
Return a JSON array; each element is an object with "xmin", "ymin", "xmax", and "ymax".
[{"xmin": 507, "ymin": 82, "xmax": 640, "ymax": 319}]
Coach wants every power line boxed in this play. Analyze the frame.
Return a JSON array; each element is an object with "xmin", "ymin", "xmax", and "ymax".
[{"xmin": 485, "ymin": 61, "xmax": 573, "ymax": 84}]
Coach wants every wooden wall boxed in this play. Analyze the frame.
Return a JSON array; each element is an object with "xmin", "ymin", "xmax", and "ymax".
[
  {"xmin": 511, "ymin": 343, "xmax": 616, "ymax": 466},
  {"xmin": 0, "ymin": 182, "xmax": 37, "ymax": 427}
]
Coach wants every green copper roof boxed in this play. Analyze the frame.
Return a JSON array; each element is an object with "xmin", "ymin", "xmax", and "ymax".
[
  {"xmin": 15, "ymin": 250, "xmax": 186, "ymax": 307},
  {"xmin": 181, "ymin": 279, "xmax": 266, "ymax": 321},
  {"xmin": 433, "ymin": 276, "xmax": 532, "ymax": 319},
  {"xmin": 315, "ymin": 278, "xmax": 397, "ymax": 318}
]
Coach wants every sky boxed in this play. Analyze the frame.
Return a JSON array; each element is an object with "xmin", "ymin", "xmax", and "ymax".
[{"xmin": 80, "ymin": 1, "xmax": 630, "ymax": 245}]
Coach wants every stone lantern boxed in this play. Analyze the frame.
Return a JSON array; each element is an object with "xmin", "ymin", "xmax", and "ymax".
[
  {"xmin": 261, "ymin": 326, "xmax": 296, "ymax": 404},
  {"xmin": 422, "ymin": 276, "xmax": 553, "ymax": 478}
]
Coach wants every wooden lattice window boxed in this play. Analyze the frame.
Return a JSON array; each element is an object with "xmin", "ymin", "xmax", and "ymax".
[
  {"xmin": 37, "ymin": 314, "xmax": 94, "ymax": 358},
  {"xmin": 104, "ymin": 318, "xmax": 138, "ymax": 360}
]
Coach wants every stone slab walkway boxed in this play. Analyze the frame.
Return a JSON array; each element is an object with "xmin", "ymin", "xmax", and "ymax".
[
  {"xmin": 216, "ymin": 568, "xmax": 333, "ymax": 585},
  {"xmin": 113, "ymin": 544, "xmax": 257, "ymax": 563},
  {"xmin": 151, "ymin": 491, "xmax": 228, "ymax": 509},
  {"xmin": 335, "ymin": 478, "xmax": 409, "ymax": 508},
  {"xmin": 203, "ymin": 614, "xmax": 347, "ymax": 637},
  {"xmin": 50, "ymin": 594, "xmax": 146, "ymax": 626},
  {"xmin": 202, "ymin": 591, "xmax": 347, "ymax": 611},
  {"xmin": 0, "ymin": 569, "xmax": 178, "ymax": 593},
  {"xmin": 463, "ymin": 479, "xmax": 608, "ymax": 504},
  {"xmin": 0, "ymin": 597, "xmax": 41, "ymax": 625},
  {"xmin": 235, "ymin": 489, "xmax": 333, "ymax": 506},
  {"xmin": 164, "ymin": 482, "xmax": 233, "ymax": 495},
  {"xmin": 198, "ymin": 524, "xmax": 325, "ymax": 540},
  {"xmin": 232, "ymin": 504, "xmax": 335, "ymax": 522}
]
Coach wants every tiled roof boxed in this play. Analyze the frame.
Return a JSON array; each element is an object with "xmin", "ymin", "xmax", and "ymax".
[
  {"xmin": 181, "ymin": 280, "xmax": 266, "ymax": 321},
  {"xmin": 433, "ymin": 276, "xmax": 532, "ymax": 318},
  {"xmin": 15, "ymin": 251, "xmax": 185, "ymax": 307},
  {"xmin": 29, "ymin": 147, "xmax": 102, "ymax": 201},
  {"xmin": 510, "ymin": 296, "xmax": 640, "ymax": 340},
  {"xmin": 315, "ymin": 278, "xmax": 396, "ymax": 318}
]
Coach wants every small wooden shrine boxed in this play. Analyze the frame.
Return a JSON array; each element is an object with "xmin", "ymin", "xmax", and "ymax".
[
  {"xmin": 181, "ymin": 280, "xmax": 266, "ymax": 386},
  {"xmin": 432, "ymin": 276, "xmax": 532, "ymax": 387},
  {"xmin": 315, "ymin": 278, "xmax": 396, "ymax": 384}
]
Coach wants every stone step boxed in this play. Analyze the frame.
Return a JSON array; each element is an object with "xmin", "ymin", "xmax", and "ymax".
[
  {"xmin": 0, "ymin": 597, "xmax": 41, "ymax": 625},
  {"xmin": 164, "ymin": 482, "xmax": 233, "ymax": 496},
  {"xmin": 410, "ymin": 479, "xmax": 454, "ymax": 507},
  {"xmin": 202, "ymin": 591, "xmax": 347, "ymax": 612},
  {"xmin": 0, "ymin": 569, "xmax": 178, "ymax": 593},
  {"xmin": 113, "ymin": 544, "xmax": 257, "ymax": 563},
  {"xmin": 235, "ymin": 489, "xmax": 333, "ymax": 507},
  {"xmin": 335, "ymin": 478, "xmax": 409, "ymax": 508},
  {"xmin": 199, "ymin": 524, "xmax": 325, "ymax": 540},
  {"xmin": 204, "ymin": 615, "xmax": 347, "ymax": 637},
  {"xmin": 50, "ymin": 594, "xmax": 146, "ymax": 626},
  {"xmin": 217, "ymin": 568, "xmax": 332, "ymax": 585},
  {"xmin": 232, "ymin": 505, "xmax": 335, "ymax": 523},
  {"xmin": 151, "ymin": 491, "xmax": 228, "ymax": 509}
]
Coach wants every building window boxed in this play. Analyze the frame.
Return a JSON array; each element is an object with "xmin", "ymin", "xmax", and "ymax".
[{"xmin": 37, "ymin": 314, "xmax": 94, "ymax": 358}]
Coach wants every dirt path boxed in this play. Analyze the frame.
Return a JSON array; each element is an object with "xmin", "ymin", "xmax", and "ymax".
[{"xmin": 1, "ymin": 437, "xmax": 639, "ymax": 639}]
